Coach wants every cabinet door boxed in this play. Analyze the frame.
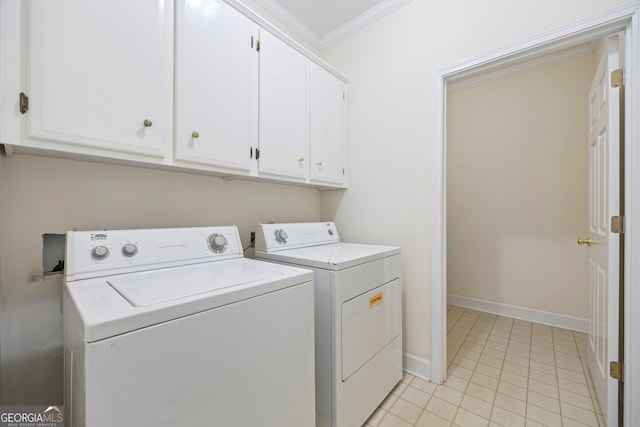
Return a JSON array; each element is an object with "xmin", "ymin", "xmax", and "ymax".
[
  {"xmin": 27, "ymin": 0, "xmax": 172, "ymax": 160},
  {"xmin": 309, "ymin": 64, "xmax": 347, "ymax": 186},
  {"xmin": 175, "ymin": 0, "xmax": 257, "ymax": 172},
  {"xmin": 258, "ymin": 30, "xmax": 309, "ymax": 180}
]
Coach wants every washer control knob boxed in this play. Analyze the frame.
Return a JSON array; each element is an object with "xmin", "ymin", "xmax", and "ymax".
[
  {"xmin": 91, "ymin": 245, "xmax": 110, "ymax": 260},
  {"xmin": 121, "ymin": 243, "xmax": 138, "ymax": 257},
  {"xmin": 275, "ymin": 229, "xmax": 288, "ymax": 243},
  {"xmin": 208, "ymin": 233, "xmax": 228, "ymax": 252}
]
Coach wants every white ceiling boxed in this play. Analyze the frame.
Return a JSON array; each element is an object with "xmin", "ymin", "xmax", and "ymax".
[{"xmin": 252, "ymin": 0, "xmax": 413, "ymax": 49}]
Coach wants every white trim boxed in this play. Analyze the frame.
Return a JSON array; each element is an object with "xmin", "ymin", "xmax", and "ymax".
[
  {"xmin": 448, "ymin": 294, "xmax": 589, "ymax": 333},
  {"xmin": 249, "ymin": 0, "xmax": 413, "ymax": 50},
  {"xmin": 402, "ymin": 352, "xmax": 431, "ymax": 381},
  {"xmin": 448, "ymin": 42, "xmax": 596, "ymax": 92},
  {"xmin": 246, "ymin": 0, "xmax": 322, "ymax": 47},
  {"xmin": 318, "ymin": 0, "xmax": 414, "ymax": 49},
  {"xmin": 432, "ymin": 3, "xmax": 640, "ymax": 425},
  {"xmin": 624, "ymin": 14, "xmax": 640, "ymax": 427},
  {"xmin": 430, "ymin": 67, "xmax": 447, "ymax": 385}
]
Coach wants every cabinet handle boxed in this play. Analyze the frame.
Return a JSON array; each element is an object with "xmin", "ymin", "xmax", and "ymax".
[
  {"xmin": 143, "ymin": 119, "xmax": 153, "ymax": 127},
  {"xmin": 192, "ymin": 131, "xmax": 200, "ymax": 139},
  {"xmin": 316, "ymin": 161, "xmax": 323, "ymax": 166},
  {"xmin": 298, "ymin": 157, "xmax": 304, "ymax": 162}
]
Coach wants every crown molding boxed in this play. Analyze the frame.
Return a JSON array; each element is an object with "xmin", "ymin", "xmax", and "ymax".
[
  {"xmin": 318, "ymin": 0, "xmax": 414, "ymax": 49},
  {"xmin": 252, "ymin": 0, "xmax": 414, "ymax": 50},
  {"xmin": 250, "ymin": 0, "xmax": 322, "ymax": 47}
]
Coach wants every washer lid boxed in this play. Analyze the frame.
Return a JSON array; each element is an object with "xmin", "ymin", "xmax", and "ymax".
[
  {"xmin": 108, "ymin": 261, "xmax": 282, "ymax": 307},
  {"xmin": 256, "ymin": 242, "xmax": 400, "ymax": 270},
  {"xmin": 65, "ymin": 258, "xmax": 313, "ymax": 343}
]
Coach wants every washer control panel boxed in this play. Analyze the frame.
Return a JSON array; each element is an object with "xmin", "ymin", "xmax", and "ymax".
[
  {"xmin": 255, "ymin": 222, "xmax": 341, "ymax": 252},
  {"xmin": 66, "ymin": 226, "xmax": 243, "ymax": 282}
]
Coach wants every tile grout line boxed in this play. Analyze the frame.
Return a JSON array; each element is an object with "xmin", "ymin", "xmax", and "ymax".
[
  {"xmin": 572, "ymin": 329, "xmax": 605, "ymax": 426},
  {"xmin": 523, "ymin": 320, "xmax": 532, "ymax": 426},
  {"xmin": 484, "ymin": 314, "xmax": 503, "ymax": 425},
  {"xmin": 469, "ymin": 310, "xmax": 502, "ymax": 426},
  {"xmin": 553, "ymin": 326, "xmax": 564, "ymax": 424},
  {"xmin": 450, "ymin": 308, "xmax": 482, "ymax": 426}
]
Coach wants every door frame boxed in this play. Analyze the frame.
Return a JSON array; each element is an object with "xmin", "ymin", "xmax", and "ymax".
[{"xmin": 431, "ymin": 2, "xmax": 640, "ymax": 425}]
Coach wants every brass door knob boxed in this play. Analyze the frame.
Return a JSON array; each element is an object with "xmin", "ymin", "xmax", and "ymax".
[
  {"xmin": 192, "ymin": 131, "xmax": 200, "ymax": 139},
  {"xmin": 317, "ymin": 161, "xmax": 323, "ymax": 166},
  {"xmin": 577, "ymin": 237, "xmax": 595, "ymax": 246},
  {"xmin": 143, "ymin": 119, "xmax": 153, "ymax": 127},
  {"xmin": 298, "ymin": 157, "xmax": 304, "ymax": 162}
]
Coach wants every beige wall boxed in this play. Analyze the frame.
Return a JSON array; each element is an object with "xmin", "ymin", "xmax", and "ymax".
[
  {"xmin": 0, "ymin": 154, "xmax": 320, "ymax": 403},
  {"xmin": 319, "ymin": 0, "xmax": 627, "ymax": 368},
  {"xmin": 447, "ymin": 54, "xmax": 595, "ymax": 318}
]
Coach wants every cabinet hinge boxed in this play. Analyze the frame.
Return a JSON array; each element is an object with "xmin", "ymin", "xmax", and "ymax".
[
  {"xmin": 256, "ymin": 148, "xmax": 260, "ymax": 160},
  {"xmin": 610, "ymin": 361, "xmax": 624, "ymax": 381},
  {"xmin": 251, "ymin": 36, "xmax": 254, "ymax": 49},
  {"xmin": 342, "ymin": 168, "xmax": 345, "ymax": 175},
  {"xmin": 256, "ymin": 39, "xmax": 260, "ymax": 52},
  {"xmin": 611, "ymin": 215, "xmax": 625, "ymax": 234},
  {"xmin": 250, "ymin": 147, "xmax": 253, "ymax": 159},
  {"xmin": 19, "ymin": 92, "xmax": 29, "ymax": 114},
  {"xmin": 611, "ymin": 68, "xmax": 625, "ymax": 88}
]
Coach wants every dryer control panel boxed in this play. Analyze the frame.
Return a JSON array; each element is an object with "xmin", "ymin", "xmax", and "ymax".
[
  {"xmin": 255, "ymin": 222, "xmax": 341, "ymax": 252},
  {"xmin": 65, "ymin": 226, "xmax": 243, "ymax": 282}
]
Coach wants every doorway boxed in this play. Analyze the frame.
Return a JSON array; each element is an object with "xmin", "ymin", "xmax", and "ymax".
[
  {"xmin": 445, "ymin": 51, "xmax": 594, "ymax": 330},
  {"xmin": 430, "ymin": 3, "xmax": 640, "ymax": 426}
]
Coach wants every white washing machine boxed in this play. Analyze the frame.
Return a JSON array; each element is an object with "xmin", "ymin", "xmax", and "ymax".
[
  {"xmin": 63, "ymin": 226, "xmax": 315, "ymax": 427},
  {"xmin": 255, "ymin": 222, "xmax": 402, "ymax": 427}
]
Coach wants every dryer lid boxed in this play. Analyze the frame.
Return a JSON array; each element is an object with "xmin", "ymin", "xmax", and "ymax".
[{"xmin": 256, "ymin": 242, "xmax": 400, "ymax": 270}]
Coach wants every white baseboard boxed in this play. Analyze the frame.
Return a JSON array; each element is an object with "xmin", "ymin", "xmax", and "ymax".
[
  {"xmin": 403, "ymin": 353, "xmax": 431, "ymax": 381},
  {"xmin": 448, "ymin": 294, "xmax": 588, "ymax": 333}
]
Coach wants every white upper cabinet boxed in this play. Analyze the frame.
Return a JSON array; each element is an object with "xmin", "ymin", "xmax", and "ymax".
[
  {"xmin": 309, "ymin": 63, "xmax": 347, "ymax": 186},
  {"xmin": 257, "ymin": 30, "xmax": 310, "ymax": 181},
  {"xmin": 25, "ymin": 0, "xmax": 173, "ymax": 161},
  {"xmin": 175, "ymin": 0, "xmax": 257, "ymax": 172},
  {"xmin": 1, "ymin": 0, "xmax": 348, "ymax": 188}
]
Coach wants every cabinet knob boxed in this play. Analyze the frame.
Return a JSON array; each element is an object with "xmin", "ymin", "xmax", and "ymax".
[
  {"xmin": 192, "ymin": 131, "xmax": 200, "ymax": 139},
  {"xmin": 143, "ymin": 119, "xmax": 153, "ymax": 127},
  {"xmin": 298, "ymin": 157, "xmax": 304, "ymax": 162},
  {"xmin": 316, "ymin": 161, "xmax": 323, "ymax": 167}
]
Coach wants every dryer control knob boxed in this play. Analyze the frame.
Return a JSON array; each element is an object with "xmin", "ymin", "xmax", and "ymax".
[
  {"xmin": 121, "ymin": 243, "xmax": 138, "ymax": 257},
  {"xmin": 275, "ymin": 229, "xmax": 288, "ymax": 243},
  {"xmin": 208, "ymin": 234, "xmax": 228, "ymax": 252},
  {"xmin": 91, "ymin": 245, "xmax": 110, "ymax": 260}
]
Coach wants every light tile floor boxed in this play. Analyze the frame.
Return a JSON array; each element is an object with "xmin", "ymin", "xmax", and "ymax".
[{"xmin": 364, "ymin": 305, "xmax": 604, "ymax": 427}]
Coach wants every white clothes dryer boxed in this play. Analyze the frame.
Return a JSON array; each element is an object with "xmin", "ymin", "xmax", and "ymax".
[
  {"xmin": 64, "ymin": 226, "xmax": 315, "ymax": 427},
  {"xmin": 255, "ymin": 222, "xmax": 402, "ymax": 427}
]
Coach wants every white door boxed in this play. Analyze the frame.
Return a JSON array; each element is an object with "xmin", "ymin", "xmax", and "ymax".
[
  {"xmin": 309, "ymin": 63, "xmax": 347, "ymax": 186},
  {"xmin": 174, "ymin": 0, "xmax": 257, "ymax": 172},
  {"xmin": 258, "ymin": 30, "xmax": 309, "ymax": 180},
  {"xmin": 28, "ymin": 0, "xmax": 172, "ymax": 159},
  {"xmin": 586, "ymin": 33, "xmax": 622, "ymax": 426}
]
